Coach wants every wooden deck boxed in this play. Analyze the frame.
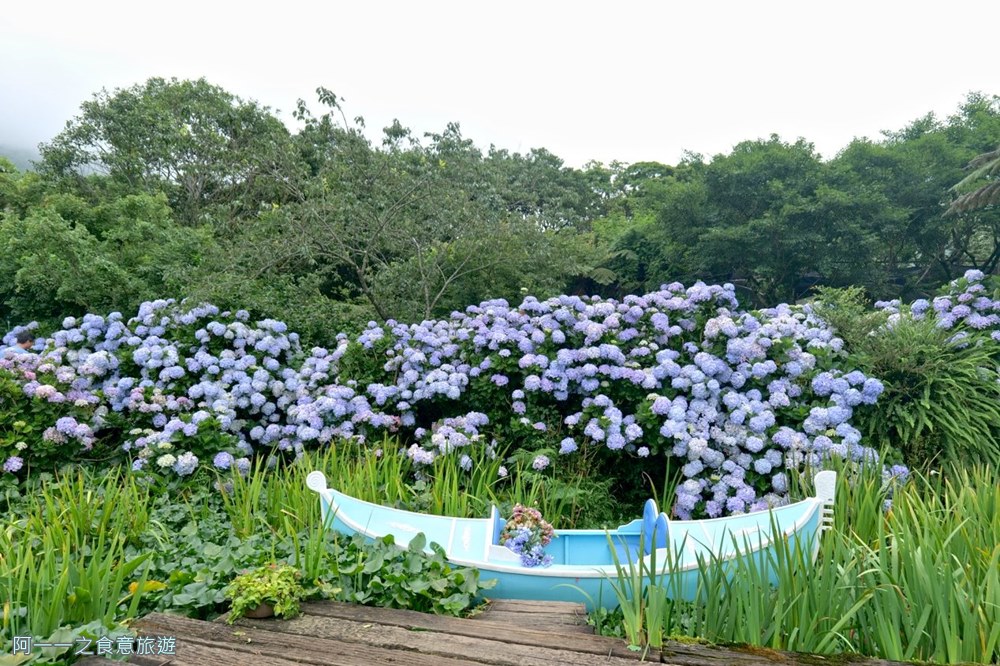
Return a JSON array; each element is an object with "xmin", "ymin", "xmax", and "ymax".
[
  {"xmin": 77, "ymin": 599, "xmax": 915, "ymax": 665},
  {"xmin": 471, "ymin": 598, "xmax": 594, "ymax": 634}
]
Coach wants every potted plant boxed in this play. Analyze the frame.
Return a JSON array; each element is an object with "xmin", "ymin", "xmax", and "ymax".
[
  {"xmin": 500, "ymin": 504, "xmax": 556, "ymax": 567},
  {"xmin": 225, "ymin": 563, "xmax": 306, "ymax": 623}
]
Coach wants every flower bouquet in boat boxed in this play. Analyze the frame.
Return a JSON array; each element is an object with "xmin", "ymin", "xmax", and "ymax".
[
  {"xmin": 500, "ymin": 504, "xmax": 556, "ymax": 567},
  {"xmin": 306, "ymin": 469, "xmax": 836, "ymax": 610}
]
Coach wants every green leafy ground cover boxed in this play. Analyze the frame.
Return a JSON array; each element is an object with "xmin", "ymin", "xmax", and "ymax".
[
  {"xmin": 0, "ymin": 460, "xmax": 493, "ymax": 664},
  {"xmin": 2, "ymin": 448, "xmax": 998, "ymax": 664}
]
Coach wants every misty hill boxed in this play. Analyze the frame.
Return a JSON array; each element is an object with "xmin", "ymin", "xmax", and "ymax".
[{"xmin": 0, "ymin": 144, "xmax": 40, "ymax": 171}]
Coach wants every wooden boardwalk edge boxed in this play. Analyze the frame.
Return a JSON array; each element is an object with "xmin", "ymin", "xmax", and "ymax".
[
  {"xmin": 299, "ymin": 600, "xmax": 633, "ymax": 656},
  {"xmin": 77, "ymin": 600, "xmax": 919, "ymax": 666},
  {"xmin": 140, "ymin": 611, "xmax": 646, "ymax": 666}
]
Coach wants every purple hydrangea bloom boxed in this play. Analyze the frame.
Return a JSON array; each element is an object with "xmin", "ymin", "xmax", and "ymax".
[
  {"xmin": 3, "ymin": 456, "xmax": 24, "ymax": 473},
  {"xmin": 173, "ymin": 452, "xmax": 199, "ymax": 476}
]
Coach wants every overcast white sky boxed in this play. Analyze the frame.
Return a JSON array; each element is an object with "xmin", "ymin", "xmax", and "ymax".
[{"xmin": 1, "ymin": 0, "xmax": 998, "ymax": 167}]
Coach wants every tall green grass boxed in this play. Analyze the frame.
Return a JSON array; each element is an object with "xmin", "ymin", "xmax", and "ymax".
[
  {"xmin": 599, "ymin": 464, "xmax": 1000, "ymax": 664},
  {"xmin": 789, "ymin": 451, "xmax": 893, "ymax": 543},
  {"xmin": 217, "ymin": 440, "xmax": 594, "ymax": 537},
  {"xmin": 217, "ymin": 439, "xmax": 411, "ymax": 541},
  {"xmin": 1, "ymin": 470, "xmax": 154, "ymax": 648},
  {"xmin": 487, "ymin": 462, "xmax": 598, "ymax": 528},
  {"xmin": 419, "ymin": 445, "xmax": 505, "ymax": 518}
]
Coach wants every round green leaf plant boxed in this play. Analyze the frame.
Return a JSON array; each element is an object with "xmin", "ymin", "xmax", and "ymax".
[{"xmin": 225, "ymin": 563, "xmax": 306, "ymax": 623}]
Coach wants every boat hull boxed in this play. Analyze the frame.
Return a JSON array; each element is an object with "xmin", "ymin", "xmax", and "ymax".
[
  {"xmin": 307, "ymin": 470, "xmax": 835, "ymax": 611},
  {"xmin": 472, "ymin": 500, "xmax": 825, "ymax": 610}
]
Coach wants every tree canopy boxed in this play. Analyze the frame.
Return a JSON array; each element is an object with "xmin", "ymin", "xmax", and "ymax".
[{"xmin": 1, "ymin": 79, "xmax": 998, "ymax": 341}]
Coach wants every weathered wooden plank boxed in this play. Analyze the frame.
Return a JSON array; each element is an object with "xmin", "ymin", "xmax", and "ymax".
[
  {"xmin": 505, "ymin": 624, "xmax": 593, "ymax": 635},
  {"xmin": 478, "ymin": 599, "xmax": 588, "ymax": 614},
  {"xmin": 119, "ymin": 602, "xmax": 920, "ymax": 666},
  {"xmin": 75, "ymin": 657, "xmax": 170, "ymax": 666},
  {"xmin": 301, "ymin": 601, "xmax": 642, "ymax": 659},
  {"xmin": 475, "ymin": 610, "xmax": 590, "ymax": 626},
  {"xmin": 479, "ymin": 622, "xmax": 594, "ymax": 635},
  {"xmin": 475, "ymin": 612, "xmax": 594, "ymax": 634},
  {"xmin": 75, "ymin": 640, "xmax": 304, "ymax": 666},
  {"xmin": 474, "ymin": 600, "xmax": 593, "ymax": 634},
  {"xmin": 295, "ymin": 602, "xmax": 916, "ymax": 666},
  {"xmin": 134, "ymin": 612, "xmax": 477, "ymax": 665},
  {"xmin": 234, "ymin": 612, "xmax": 649, "ymax": 666}
]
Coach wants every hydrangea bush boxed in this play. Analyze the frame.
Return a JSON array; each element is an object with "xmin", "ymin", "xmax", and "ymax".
[
  {"xmin": 864, "ymin": 269, "xmax": 1000, "ymax": 467},
  {"xmin": 0, "ymin": 352, "xmax": 99, "ymax": 472},
  {"xmin": 1, "ymin": 303, "xmax": 305, "ymax": 478},
  {"xmin": 2, "ymin": 282, "xmax": 892, "ymax": 518},
  {"xmin": 877, "ymin": 269, "xmax": 1000, "ymax": 336}
]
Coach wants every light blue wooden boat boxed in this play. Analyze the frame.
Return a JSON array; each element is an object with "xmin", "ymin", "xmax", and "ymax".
[{"xmin": 306, "ymin": 470, "xmax": 836, "ymax": 610}]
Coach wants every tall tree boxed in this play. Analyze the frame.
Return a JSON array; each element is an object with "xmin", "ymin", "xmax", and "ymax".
[
  {"xmin": 226, "ymin": 89, "xmax": 591, "ymax": 323},
  {"xmin": 38, "ymin": 77, "xmax": 300, "ymax": 226},
  {"xmin": 0, "ymin": 192, "xmax": 211, "ymax": 326},
  {"xmin": 948, "ymin": 145, "xmax": 1000, "ymax": 214}
]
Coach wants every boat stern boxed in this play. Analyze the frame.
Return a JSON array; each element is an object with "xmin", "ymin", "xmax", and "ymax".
[{"xmin": 813, "ymin": 470, "xmax": 836, "ymax": 533}]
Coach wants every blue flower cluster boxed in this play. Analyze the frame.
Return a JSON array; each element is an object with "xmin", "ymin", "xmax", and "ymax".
[
  {"xmin": 2, "ymin": 301, "xmax": 308, "ymax": 476},
  {"xmin": 407, "ymin": 412, "xmax": 492, "ymax": 465},
  {"xmin": 45, "ymin": 415, "xmax": 96, "ymax": 450},
  {"xmin": 2, "ymin": 281, "xmax": 893, "ymax": 518},
  {"xmin": 503, "ymin": 527, "xmax": 554, "ymax": 568},
  {"xmin": 877, "ymin": 269, "xmax": 1000, "ymax": 339}
]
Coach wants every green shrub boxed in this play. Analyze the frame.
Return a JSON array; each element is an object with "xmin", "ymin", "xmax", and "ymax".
[
  {"xmin": 809, "ymin": 285, "xmax": 1000, "ymax": 468},
  {"xmin": 317, "ymin": 532, "xmax": 493, "ymax": 616},
  {"xmin": 852, "ymin": 316, "xmax": 1000, "ymax": 467},
  {"xmin": 807, "ymin": 285, "xmax": 890, "ymax": 352}
]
